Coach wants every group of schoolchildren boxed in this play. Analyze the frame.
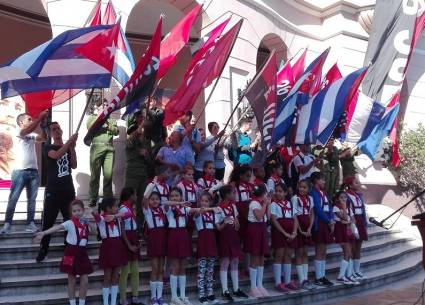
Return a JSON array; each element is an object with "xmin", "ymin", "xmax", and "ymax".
[{"xmin": 33, "ymin": 157, "xmax": 368, "ymax": 305}]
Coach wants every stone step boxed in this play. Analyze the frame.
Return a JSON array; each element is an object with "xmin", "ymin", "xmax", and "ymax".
[
  {"xmin": 0, "ymin": 246, "xmax": 421, "ymax": 305},
  {"xmin": 0, "ymin": 227, "xmax": 408, "ymax": 263}
]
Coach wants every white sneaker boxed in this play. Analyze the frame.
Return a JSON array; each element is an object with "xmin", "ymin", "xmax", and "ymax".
[
  {"xmin": 337, "ymin": 276, "xmax": 353, "ymax": 285},
  {"xmin": 170, "ymin": 298, "xmax": 183, "ymax": 305},
  {"xmin": 347, "ymin": 276, "xmax": 360, "ymax": 285},
  {"xmin": 179, "ymin": 297, "xmax": 192, "ymax": 305},
  {"xmin": 0, "ymin": 222, "xmax": 11, "ymax": 234},
  {"xmin": 25, "ymin": 221, "xmax": 39, "ymax": 233},
  {"xmin": 354, "ymin": 271, "xmax": 366, "ymax": 279}
]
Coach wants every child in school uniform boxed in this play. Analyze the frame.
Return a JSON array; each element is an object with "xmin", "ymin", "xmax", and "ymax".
[
  {"xmin": 93, "ymin": 198, "xmax": 137, "ymax": 305},
  {"xmin": 34, "ymin": 200, "xmax": 93, "ymax": 305},
  {"xmin": 345, "ymin": 176, "xmax": 368, "ymax": 279},
  {"xmin": 270, "ymin": 183, "xmax": 298, "ymax": 292},
  {"xmin": 143, "ymin": 191, "xmax": 168, "ymax": 305},
  {"xmin": 197, "ymin": 161, "xmax": 222, "ymax": 198},
  {"xmin": 266, "ymin": 162, "xmax": 285, "ymax": 194},
  {"xmin": 310, "ymin": 172, "xmax": 335, "ymax": 287},
  {"xmin": 245, "ymin": 184, "xmax": 271, "ymax": 298},
  {"xmin": 177, "ymin": 165, "xmax": 199, "ymax": 240},
  {"xmin": 252, "ymin": 166, "xmax": 267, "ymax": 189},
  {"xmin": 144, "ymin": 164, "xmax": 171, "ymax": 206},
  {"xmin": 293, "ymin": 179, "xmax": 315, "ymax": 290},
  {"xmin": 333, "ymin": 191, "xmax": 360, "ymax": 285},
  {"xmin": 195, "ymin": 192, "xmax": 220, "ymax": 305},
  {"xmin": 216, "ymin": 185, "xmax": 249, "ymax": 302},
  {"xmin": 166, "ymin": 187, "xmax": 214, "ymax": 305},
  {"xmin": 118, "ymin": 188, "xmax": 142, "ymax": 305}
]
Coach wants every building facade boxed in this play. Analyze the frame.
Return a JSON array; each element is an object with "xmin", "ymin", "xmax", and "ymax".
[{"xmin": 0, "ymin": 0, "xmax": 424, "ymax": 204}]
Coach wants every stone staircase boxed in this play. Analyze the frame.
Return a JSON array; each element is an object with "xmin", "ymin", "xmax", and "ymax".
[{"xmin": 0, "ymin": 193, "xmax": 423, "ymax": 305}]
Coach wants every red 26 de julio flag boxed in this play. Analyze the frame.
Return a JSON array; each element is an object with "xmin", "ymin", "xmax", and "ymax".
[
  {"xmin": 157, "ymin": 4, "xmax": 202, "ymax": 80},
  {"xmin": 243, "ymin": 51, "xmax": 277, "ymax": 151},
  {"xmin": 163, "ymin": 19, "xmax": 243, "ymax": 126},
  {"xmin": 84, "ymin": 17, "xmax": 162, "ymax": 145}
]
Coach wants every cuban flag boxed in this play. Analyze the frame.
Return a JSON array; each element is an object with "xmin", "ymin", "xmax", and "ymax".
[
  {"xmin": 357, "ymin": 103, "xmax": 400, "ymax": 160},
  {"xmin": 272, "ymin": 48, "xmax": 329, "ymax": 144},
  {"xmin": 292, "ymin": 67, "xmax": 368, "ymax": 145},
  {"xmin": 0, "ymin": 25, "xmax": 119, "ymax": 113},
  {"xmin": 345, "ymin": 91, "xmax": 386, "ymax": 144}
]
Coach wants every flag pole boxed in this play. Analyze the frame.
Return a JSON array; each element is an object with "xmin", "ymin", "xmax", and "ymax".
[{"xmin": 75, "ymin": 88, "xmax": 95, "ymax": 133}]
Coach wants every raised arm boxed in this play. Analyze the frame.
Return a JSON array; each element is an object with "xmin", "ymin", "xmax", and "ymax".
[
  {"xmin": 47, "ymin": 133, "xmax": 78, "ymax": 160},
  {"xmin": 20, "ymin": 110, "xmax": 49, "ymax": 137}
]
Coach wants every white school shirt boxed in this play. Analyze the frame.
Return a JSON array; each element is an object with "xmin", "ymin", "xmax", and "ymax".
[
  {"xmin": 197, "ymin": 177, "xmax": 222, "ymax": 194},
  {"xmin": 292, "ymin": 195, "xmax": 314, "ymax": 216},
  {"xmin": 166, "ymin": 206, "xmax": 191, "ymax": 228},
  {"xmin": 247, "ymin": 200, "xmax": 267, "ymax": 222},
  {"xmin": 14, "ymin": 131, "xmax": 38, "ymax": 170},
  {"xmin": 216, "ymin": 204, "xmax": 238, "ymax": 224},
  {"xmin": 194, "ymin": 211, "xmax": 218, "ymax": 231},
  {"xmin": 293, "ymin": 152, "xmax": 317, "ymax": 181},
  {"xmin": 177, "ymin": 180, "xmax": 198, "ymax": 203},
  {"xmin": 236, "ymin": 182, "xmax": 252, "ymax": 202},
  {"xmin": 333, "ymin": 205, "xmax": 353, "ymax": 222},
  {"xmin": 270, "ymin": 200, "xmax": 296, "ymax": 219},
  {"xmin": 62, "ymin": 220, "xmax": 89, "ymax": 246},
  {"xmin": 266, "ymin": 176, "xmax": 285, "ymax": 193},
  {"xmin": 143, "ymin": 206, "xmax": 167, "ymax": 229},
  {"xmin": 119, "ymin": 205, "xmax": 137, "ymax": 231},
  {"xmin": 144, "ymin": 178, "xmax": 170, "ymax": 205},
  {"xmin": 96, "ymin": 216, "xmax": 122, "ymax": 239},
  {"xmin": 347, "ymin": 192, "xmax": 365, "ymax": 215}
]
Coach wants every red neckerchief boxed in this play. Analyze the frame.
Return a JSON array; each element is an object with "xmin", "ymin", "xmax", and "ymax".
[
  {"xmin": 172, "ymin": 205, "xmax": 186, "ymax": 219},
  {"xmin": 101, "ymin": 213, "xmax": 117, "ymax": 231},
  {"xmin": 71, "ymin": 217, "xmax": 88, "ymax": 238},
  {"xmin": 202, "ymin": 210, "xmax": 215, "ymax": 224},
  {"xmin": 219, "ymin": 201, "xmax": 234, "ymax": 217},
  {"xmin": 121, "ymin": 201, "xmax": 135, "ymax": 218},
  {"xmin": 298, "ymin": 195, "xmax": 310, "ymax": 209},
  {"xmin": 203, "ymin": 175, "xmax": 216, "ymax": 189},
  {"xmin": 271, "ymin": 175, "xmax": 281, "ymax": 184},
  {"xmin": 151, "ymin": 205, "xmax": 166, "ymax": 222},
  {"xmin": 253, "ymin": 177, "xmax": 264, "ymax": 186},
  {"xmin": 346, "ymin": 189, "xmax": 362, "ymax": 207},
  {"xmin": 275, "ymin": 199, "xmax": 291, "ymax": 211},
  {"xmin": 153, "ymin": 177, "xmax": 169, "ymax": 197},
  {"xmin": 181, "ymin": 179, "xmax": 196, "ymax": 198},
  {"xmin": 251, "ymin": 196, "xmax": 263, "ymax": 206}
]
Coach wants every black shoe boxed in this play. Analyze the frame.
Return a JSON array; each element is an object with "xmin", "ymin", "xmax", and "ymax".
[
  {"xmin": 199, "ymin": 296, "xmax": 208, "ymax": 304},
  {"xmin": 36, "ymin": 248, "xmax": 47, "ymax": 263},
  {"xmin": 222, "ymin": 291, "xmax": 233, "ymax": 302},
  {"xmin": 321, "ymin": 277, "xmax": 334, "ymax": 287},
  {"xmin": 314, "ymin": 278, "xmax": 324, "ymax": 286},
  {"xmin": 233, "ymin": 289, "xmax": 248, "ymax": 299},
  {"xmin": 207, "ymin": 295, "xmax": 218, "ymax": 304}
]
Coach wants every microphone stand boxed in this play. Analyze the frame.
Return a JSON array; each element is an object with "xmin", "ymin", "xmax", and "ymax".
[{"xmin": 372, "ymin": 189, "xmax": 425, "ymax": 228}]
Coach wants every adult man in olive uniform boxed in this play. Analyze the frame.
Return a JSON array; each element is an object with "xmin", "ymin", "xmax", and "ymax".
[
  {"xmin": 125, "ymin": 111, "xmax": 154, "ymax": 224},
  {"xmin": 313, "ymin": 138, "xmax": 340, "ymax": 199},
  {"xmin": 87, "ymin": 100, "xmax": 119, "ymax": 207}
]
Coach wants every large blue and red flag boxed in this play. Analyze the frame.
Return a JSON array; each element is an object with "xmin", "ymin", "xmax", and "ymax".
[
  {"xmin": 292, "ymin": 67, "xmax": 367, "ymax": 145},
  {"xmin": 84, "ymin": 17, "xmax": 162, "ymax": 145},
  {"xmin": 272, "ymin": 47, "xmax": 329, "ymax": 144},
  {"xmin": 0, "ymin": 25, "xmax": 118, "ymax": 102}
]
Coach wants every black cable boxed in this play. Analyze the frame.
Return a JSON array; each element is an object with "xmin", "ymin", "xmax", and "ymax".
[{"xmin": 387, "ymin": 203, "xmax": 408, "ymax": 229}]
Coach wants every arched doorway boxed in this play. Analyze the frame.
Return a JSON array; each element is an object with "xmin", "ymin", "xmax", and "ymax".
[{"xmin": 256, "ymin": 33, "xmax": 287, "ymax": 71}]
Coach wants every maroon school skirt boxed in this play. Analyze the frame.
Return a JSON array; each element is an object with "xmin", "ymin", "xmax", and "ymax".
[
  {"xmin": 271, "ymin": 218, "xmax": 299, "ymax": 249},
  {"xmin": 354, "ymin": 215, "xmax": 368, "ymax": 241},
  {"xmin": 197, "ymin": 229, "xmax": 218, "ymax": 258},
  {"xmin": 218, "ymin": 224, "xmax": 242, "ymax": 258},
  {"xmin": 60, "ymin": 245, "xmax": 93, "ymax": 276},
  {"xmin": 147, "ymin": 227, "xmax": 167, "ymax": 258},
  {"xmin": 313, "ymin": 220, "xmax": 334, "ymax": 244},
  {"xmin": 167, "ymin": 228, "xmax": 192, "ymax": 259},
  {"xmin": 297, "ymin": 215, "xmax": 314, "ymax": 247},
  {"xmin": 244, "ymin": 222, "xmax": 270, "ymax": 256},
  {"xmin": 235, "ymin": 201, "xmax": 249, "ymax": 241},
  {"xmin": 125, "ymin": 230, "xmax": 140, "ymax": 261},
  {"xmin": 98, "ymin": 237, "xmax": 129, "ymax": 269},
  {"xmin": 333, "ymin": 222, "xmax": 349, "ymax": 243}
]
